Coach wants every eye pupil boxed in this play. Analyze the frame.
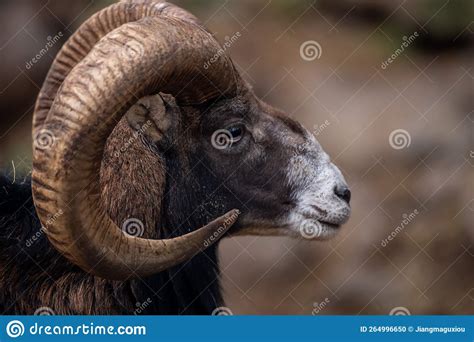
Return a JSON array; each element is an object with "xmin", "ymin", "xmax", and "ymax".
[
  {"xmin": 229, "ymin": 126, "xmax": 242, "ymax": 138},
  {"xmin": 225, "ymin": 124, "xmax": 244, "ymax": 144}
]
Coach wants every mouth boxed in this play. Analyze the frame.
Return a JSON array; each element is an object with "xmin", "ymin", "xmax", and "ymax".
[
  {"xmin": 227, "ymin": 205, "xmax": 350, "ymax": 241},
  {"xmin": 318, "ymin": 220, "xmax": 340, "ymax": 229},
  {"xmin": 293, "ymin": 206, "xmax": 350, "ymax": 240},
  {"xmin": 301, "ymin": 212, "xmax": 345, "ymax": 228},
  {"xmin": 297, "ymin": 218, "xmax": 341, "ymax": 241}
]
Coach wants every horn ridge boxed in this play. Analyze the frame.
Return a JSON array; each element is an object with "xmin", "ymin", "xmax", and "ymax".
[{"xmin": 32, "ymin": 10, "xmax": 242, "ymax": 280}]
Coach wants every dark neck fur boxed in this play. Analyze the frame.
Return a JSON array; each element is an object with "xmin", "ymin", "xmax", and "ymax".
[{"xmin": 0, "ymin": 170, "xmax": 223, "ymax": 314}]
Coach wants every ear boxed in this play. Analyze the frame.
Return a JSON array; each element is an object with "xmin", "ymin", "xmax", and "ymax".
[{"xmin": 126, "ymin": 93, "xmax": 180, "ymax": 150}]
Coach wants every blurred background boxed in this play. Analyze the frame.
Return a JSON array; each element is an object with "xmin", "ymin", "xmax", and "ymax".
[{"xmin": 0, "ymin": 0, "xmax": 472, "ymax": 314}]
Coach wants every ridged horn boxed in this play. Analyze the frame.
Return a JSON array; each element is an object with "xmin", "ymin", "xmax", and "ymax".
[
  {"xmin": 33, "ymin": 0, "xmax": 207, "ymax": 135},
  {"xmin": 31, "ymin": 2, "xmax": 242, "ymax": 280}
]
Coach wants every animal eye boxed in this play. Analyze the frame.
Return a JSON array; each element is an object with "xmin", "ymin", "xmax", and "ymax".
[
  {"xmin": 211, "ymin": 124, "xmax": 246, "ymax": 150},
  {"xmin": 227, "ymin": 124, "xmax": 244, "ymax": 143}
]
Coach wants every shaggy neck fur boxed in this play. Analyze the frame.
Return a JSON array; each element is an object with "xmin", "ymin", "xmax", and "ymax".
[
  {"xmin": 0, "ymin": 121, "xmax": 224, "ymax": 314},
  {"xmin": 0, "ymin": 173, "xmax": 223, "ymax": 315}
]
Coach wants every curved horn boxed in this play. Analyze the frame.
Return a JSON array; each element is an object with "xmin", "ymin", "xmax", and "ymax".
[
  {"xmin": 32, "ymin": 5, "xmax": 242, "ymax": 279},
  {"xmin": 33, "ymin": 0, "xmax": 207, "ymax": 135}
]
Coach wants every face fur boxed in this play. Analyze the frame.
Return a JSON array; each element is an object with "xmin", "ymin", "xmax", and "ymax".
[{"xmin": 133, "ymin": 90, "xmax": 351, "ymax": 240}]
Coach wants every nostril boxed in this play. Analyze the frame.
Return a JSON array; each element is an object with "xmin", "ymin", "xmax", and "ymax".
[{"xmin": 334, "ymin": 185, "xmax": 351, "ymax": 204}]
